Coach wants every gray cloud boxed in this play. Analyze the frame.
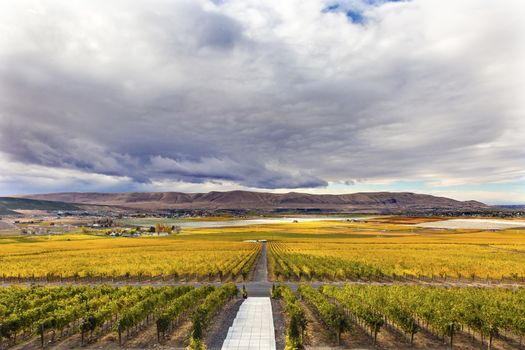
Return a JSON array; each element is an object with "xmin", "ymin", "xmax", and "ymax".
[{"xmin": 0, "ymin": 0, "xmax": 524, "ymax": 194}]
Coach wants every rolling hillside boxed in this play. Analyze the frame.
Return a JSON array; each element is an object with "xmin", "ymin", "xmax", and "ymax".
[
  {"xmin": 0, "ymin": 197, "xmax": 79, "ymax": 215},
  {"xmin": 18, "ymin": 191, "xmax": 488, "ymax": 212}
]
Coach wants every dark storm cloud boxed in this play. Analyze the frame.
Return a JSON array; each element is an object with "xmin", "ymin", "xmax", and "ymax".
[{"xmin": 0, "ymin": 0, "xmax": 524, "ymax": 193}]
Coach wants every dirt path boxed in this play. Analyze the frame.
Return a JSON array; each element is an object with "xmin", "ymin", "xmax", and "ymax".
[
  {"xmin": 252, "ymin": 242, "xmax": 268, "ymax": 282},
  {"xmin": 243, "ymin": 242, "xmax": 272, "ymax": 297},
  {"xmin": 300, "ymin": 299, "xmax": 342, "ymax": 348},
  {"xmin": 299, "ymin": 299, "xmax": 377, "ymax": 349},
  {"xmin": 272, "ymin": 299, "xmax": 286, "ymax": 350}
]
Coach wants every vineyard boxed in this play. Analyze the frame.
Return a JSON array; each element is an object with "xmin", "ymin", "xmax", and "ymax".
[
  {"xmin": 3, "ymin": 283, "xmax": 525, "ymax": 349},
  {"xmin": 323, "ymin": 284, "xmax": 525, "ymax": 349},
  {"xmin": 2, "ymin": 218, "xmax": 525, "ymax": 283},
  {"xmin": 0, "ymin": 284, "xmax": 238, "ymax": 349},
  {"xmin": 1, "ymin": 217, "xmax": 525, "ymax": 349},
  {"xmin": 173, "ymin": 219, "xmax": 525, "ymax": 282},
  {"xmin": 270, "ymin": 285, "xmax": 308, "ymax": 349},
  {"xmin": 0, "ymin": 236, "xmax": 260, "ymax": 281},
  {"xmin": 270, "ymin": 284, "xmax": 525, "ymax": 349},
  {"xmin": 268, "ymin": 230, "xmax": 525, "ymax": 282}
]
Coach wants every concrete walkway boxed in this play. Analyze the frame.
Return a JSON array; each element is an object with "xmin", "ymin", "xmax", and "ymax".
[{"xmin": 221, "ymin": 297, "xmax": 276, "ymax": 350}]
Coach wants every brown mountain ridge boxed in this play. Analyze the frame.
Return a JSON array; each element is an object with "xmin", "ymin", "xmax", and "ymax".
[{"xmin": 19, "ymin": 191, "xmax": 488, "ymax": 211}]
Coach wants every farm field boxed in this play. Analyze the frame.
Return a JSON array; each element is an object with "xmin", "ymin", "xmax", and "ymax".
[
  {"xmin": 293, "ymin": 284, "xmax": 525, "ymax": 350},
  {"xmin": 2, "ymin": 283, "xmax": 524, "ymax": 350},
  {"xmin": 185, "ymin": 218, "xmax": 525, "ymax": 282},
  {"xmin": 2, "ymin": 0, "xmax": 522, "ymax": 348},
  {"xmin": 0, "ymin": 235, "xmax": 259, "ymax": 281},
  {"xmin": 268, "ymin": 232, "xmax": 525, "ymax": 281},
  {"xmin": 1, "ymin": 215, "xmax": 525, "ymax": 349},
  {"xmin": 1, "ymin": 217, "xmax": 525, "ymax": 282},
  {"xmin": 0, "ymin": 284, "xmax": 238, "ymax": 350}
]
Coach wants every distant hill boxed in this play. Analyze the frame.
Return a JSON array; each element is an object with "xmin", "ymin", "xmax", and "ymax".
[
  {"xmin": 0, "ymin": 197, "xmax": 79, "ymax": 215},
  {"xmin": 18, "ymin": 191, "xmax": 489, "ymax": 212},
  {"xmin": 497, "ymin": 205, "xmax": 525, "ymax": 210},
  {"xmin": 0, "ymin": 205, "xmax": 17, "ymax": 215}
]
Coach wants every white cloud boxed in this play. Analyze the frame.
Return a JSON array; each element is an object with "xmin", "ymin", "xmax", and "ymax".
[
  {"xmin": 0, "ymin": 0, "xmax": 524, "ymax": 201},
  {"xmin": 0, "ymin": 153, "xmax": 135, "ymax": 194}
]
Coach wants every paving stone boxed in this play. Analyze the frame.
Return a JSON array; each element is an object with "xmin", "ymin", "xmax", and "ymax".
[{"xmin": 221, "ymin": 297, "xmax": 276, "ymax": 350}]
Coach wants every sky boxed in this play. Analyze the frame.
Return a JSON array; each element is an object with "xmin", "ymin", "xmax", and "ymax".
[{"xmin": 0, "ymin": 0, "xmax": 524, "ymax": 204}]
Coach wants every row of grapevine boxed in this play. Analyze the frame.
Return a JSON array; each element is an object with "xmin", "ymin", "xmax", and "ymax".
[
  {"xmin": 78, "ymin": 286, "xmax": 158, "ymax": 345},
  {"xmin": 269, "ymin": 242, "xmax": 384, "ymax": 281},
  {"xmin": 114, "ymin": 286, "xmax": 193, "ymax": 345},
  {"xmin": 0, "ymin": 285, "xmax": 230, "ymax": 349},
  {"xmin": 156, "ymin": 286, "xmax": 215, "ymax": 340},
  {"xmin": 297, "ymin": 285, "xmax": 350, "ymax": 344},
  {"xmin": 321, "ymin": 285, "xmax": 525, "ymax": 349},
  {"xmin": 268, "ymin": 239, "xmax": 525, "ymax": 283},
  {"xmin": 234, "ymin": 247, "xmax": 260, "ymax": 281},
  {"xmin": 189, "ymin": 283, "xmax": 238, "ymax": 350},
  {"xmin": 322, "ymin": 285, "xmax": 393, "ymax": 344},
  {"xmin": 271, "ymin": 285, "xmax": 307, "ymax": 350},
  {"xmin": 1, "ymin": 285, "xmax": 124, "ymax": 347},
  {"xmin": 196, "ymin": 246, "xmax": 260, "ymax": 281},
  {"xmin": 0, "ymin": 239, "xmax": 261, "ymax": 282}
]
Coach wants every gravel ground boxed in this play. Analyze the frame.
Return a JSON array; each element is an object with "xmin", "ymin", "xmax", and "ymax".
[
  {"xmin": 205, "ymin": 297, "xmax": 244, "ymax": 350},
  {"xmin": 272, "ymin": 299, "xmax": 286, "ymax": 350}
]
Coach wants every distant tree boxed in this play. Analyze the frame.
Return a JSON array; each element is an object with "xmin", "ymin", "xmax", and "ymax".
[
  {"xmin": 154, "ymin": 223, "xmax": 175, "ymax": 234},
  {"xmin": 96, "ymin": 217, "xmax": 114, "ymax": 227}
]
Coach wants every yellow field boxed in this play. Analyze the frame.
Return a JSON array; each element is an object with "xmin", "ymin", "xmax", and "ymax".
[
  {"xmin": 264, "ymin": 222, "xmax": 525, "ymax": 280},
  {"xmin": 183, "ymin": 219, "xmax": 525, "ymax": 280},
  {"xmin": 1, "ymin": 217, "xmax": 525, "ymax": 281},
  {"xmin": 0, "ymin": 234, "xmax": 259, "ymax": 280},
  {"xmin": 181, "ymin": 220, "xmax": 420, "ymax": 238}
]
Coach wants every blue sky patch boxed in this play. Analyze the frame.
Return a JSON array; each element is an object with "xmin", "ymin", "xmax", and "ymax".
[
  {"xmin": 346, "ymin": 9, "xmax": 364, "ymax": 23},
  {"xmin": 322, "ymin": 0, "xmax": 408, "ymax": 16},
  {"xmin": 322, "ymin": 3, "xmax": 365, "ymax": 24},
  {"xmin": 365, "ymin": 0, "xmax": 406, "ymax": 4},
  {"xmin": 322, "ymin": 3, "xmax": 340, "ymax": 13}
]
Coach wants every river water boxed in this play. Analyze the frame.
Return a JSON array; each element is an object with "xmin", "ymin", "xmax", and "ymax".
[{"xmin": 126, "ymin": 216, "xmax": 376, "ymax": 228}]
